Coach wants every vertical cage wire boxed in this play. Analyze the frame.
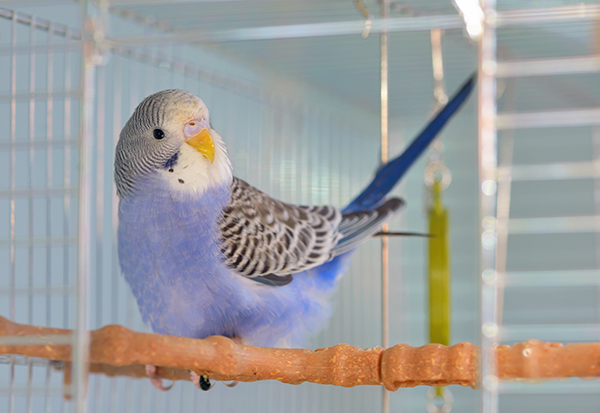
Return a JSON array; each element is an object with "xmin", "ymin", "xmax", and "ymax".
[
  {"xmin": 44, "ymin": 19, "xmax": 54, "ymax": 413},
  {"xmin": 74, "ymin": 0, "xmax": 104, "ymax": 410},
  {"xmin": 493, "ymin": 71, "xmax": 517, "ymax": 330},
  {"xmin": 592, "ymin": 126, "xmax": 600, "ymax": 358},
  {"xmin": 380, "ymin": 0, "xmax": 390, "ymax": 411},
  {"xmin": 8, "ymin": 10, "xmax": 17, "ymax": 413},
  {"xmin": 595, "ymin": 126, "xmax": 600, "ymax": 325},
  {"xmin": 479, "ymin": 0, "xmax": 499, "ymax": 412},
  {"xmin": 92, "ymin": 49, "xmax": 106, "ymax": 413},
  {"xmin": 26, "ymin": 14, "xmax": 36, "ymax": 413}
]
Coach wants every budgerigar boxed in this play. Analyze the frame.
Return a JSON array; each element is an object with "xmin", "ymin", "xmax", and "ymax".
[{"xmin": 115, "ymin": 75, "xmax": 474, "ymax": 390}]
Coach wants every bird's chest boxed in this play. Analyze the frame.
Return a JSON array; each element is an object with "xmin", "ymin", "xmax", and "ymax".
[
  {"xmin": 119, "ymin": 189, "xmax": 226, "ymax": 271},
  {"xmin": 117, "ymin": 184, "xmax": 238, "ymax": 336}
]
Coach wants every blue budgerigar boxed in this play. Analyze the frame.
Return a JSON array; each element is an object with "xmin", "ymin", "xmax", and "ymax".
[{"xmin": 115, "ymin": 75, "xmax": 474, "ymax": 390}]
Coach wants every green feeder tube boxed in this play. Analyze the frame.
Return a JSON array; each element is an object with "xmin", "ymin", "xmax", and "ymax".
[{"xmin": 428, "ymin": 179, "xmax": 451, "ymax": 397}]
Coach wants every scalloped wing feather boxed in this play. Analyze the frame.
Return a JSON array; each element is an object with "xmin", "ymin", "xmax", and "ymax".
[{"xmin": 219, "ymin": 178, "xmax": 342, "ymax": 278}]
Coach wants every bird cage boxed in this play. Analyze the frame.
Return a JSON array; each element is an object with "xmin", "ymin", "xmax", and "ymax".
[{"xmin": 0, "ymin": 1, "xmax": 599, "ymax": 413}]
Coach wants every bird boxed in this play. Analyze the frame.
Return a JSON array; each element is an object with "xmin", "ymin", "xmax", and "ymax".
[{"xmin": 114, "ymin": 74, "xmax": 474, "ymax": 390}]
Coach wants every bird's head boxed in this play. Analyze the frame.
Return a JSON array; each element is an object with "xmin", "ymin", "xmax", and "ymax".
[{"xmin": 114, "ymin": 89, "xmax": 232, "ymax": 198}]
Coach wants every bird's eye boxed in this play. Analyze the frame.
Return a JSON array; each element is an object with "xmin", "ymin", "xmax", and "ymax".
[{"xmin": 153, "ymin": 129, "xmax": 165, "ymax": 140}]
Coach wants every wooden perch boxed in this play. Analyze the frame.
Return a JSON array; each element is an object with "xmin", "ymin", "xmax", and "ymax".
[
  {"xmin": 0, "ymin": 317, "xmax": 474, "ymax": 389},
  {"xmin": 497, "ymin": 340, "xmax": 600, "ymax": 380},
  {"xmin": 1, "ymin": 317, "xmax": 600, "ymax": 391}
]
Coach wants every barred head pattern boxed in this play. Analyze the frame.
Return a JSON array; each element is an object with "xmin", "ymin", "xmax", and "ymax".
[{"xmin": 115, "ymin": 89, "xmax": 215, "ymax": 197}]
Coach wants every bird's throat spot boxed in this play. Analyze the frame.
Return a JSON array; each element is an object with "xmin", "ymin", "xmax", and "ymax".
[{"xmin": 164, "ymin": 152, "xmax": 179, "ymax": 170}]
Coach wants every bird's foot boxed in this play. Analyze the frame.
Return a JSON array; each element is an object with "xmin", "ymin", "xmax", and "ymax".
[
  {"xmin": 190, "ymin": 371, "xmax": 214, "ymax": 391},
  {"xmin": 189, "ymin": 373, "xmax": 237, "ymax": 389},
  {"xmin": 145, "ymin": 364, "xmax": 174, "ymax": 391},
  {"xmin": 189, "ymin": 337, "xmax": 242, "ymax": 390}
]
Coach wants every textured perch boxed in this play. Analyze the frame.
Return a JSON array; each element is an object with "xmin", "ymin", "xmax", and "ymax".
[
  {"xmin": 497, "ymin": 340, "xmax": 600, "ymax": 380},
  {"xmin": 1, "ymin": 317, "xmax": 599, "ymax": 390},
  {"xmin": 0, "ymin": 317, "xmax": 475, "ymax": 388}
]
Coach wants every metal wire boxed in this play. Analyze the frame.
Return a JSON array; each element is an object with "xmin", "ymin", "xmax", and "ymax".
[
  {"xmin": 380, "ymin": 2, "xmax": 390, "ymax": 413},
  {"xmin": 493, "ymin": 76, "xmax": 517, "ymax": 329},
  {"xmin": 496, "ymin": 4, "xmax": 600, "ymax": 26},
  {"xmin": 498, "ymin": 380, "xmax": 600, "ymax": 395},
  {"xmin": 45, "ymin": 21, "xmax": 55, "ymax": 413},
  {"xmin": 499, "ymin": 324, "xmax": 600, "ymax": 342},
  {"xmin": 26, "ymin": 16, "xmax": 36, "ymax": 413},
  {"xmin": 479, "ymin": 2, "xmax": 499, "ymax": 413},
  {"xmin": 107, "ymin": 14, "xmax": 464, "ymax": 46},
  {"xmin": 501, "ymin": 161, "xmax": 600, "ymax": 181},
  {"xmin": 496, "ymin": 56, "xmax": 600, "ymax": 78},
  {"xmin": 8, "ymin": 10, "xmax": 17, "ymax": 413},
  {"xmin": 502, "ymin": 269, "xmax": 600, "ymax": 288},
  {"xmin": 505, "ymin": 215, "xmax": 600, "ymax": 234},
  {"xmin": 63, "ymin": 25, "xmax": 73, "ymax": 337},
  {"xmin": 594, "ymin": 126, "xmax": 600, "ymax": 333},
  {"xmin": 92, "ymin": 56, "xmax": 106, "ymax": 413},
  {"xmin": 497, "ymin": 108, "xmax": 600, "ymax": 130}
]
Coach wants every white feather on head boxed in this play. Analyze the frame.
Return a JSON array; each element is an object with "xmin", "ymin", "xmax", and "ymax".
[{"xmin": 115, "ymin": 89, "xmax": 233, "ymax": 198}]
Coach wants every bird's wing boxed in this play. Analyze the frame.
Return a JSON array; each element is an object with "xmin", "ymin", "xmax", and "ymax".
[
  {"xmin": 219, "ymin": 178, "xmax": 342, "ymax": 280},
  {"xmin": 332, "ymin": 198, "xmax": 405, "ymax": 256}
]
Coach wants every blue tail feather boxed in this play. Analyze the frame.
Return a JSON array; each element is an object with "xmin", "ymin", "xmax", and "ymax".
[{"xmin": 343, "ymin": 73, "xmax": 476, "ymax": 213}]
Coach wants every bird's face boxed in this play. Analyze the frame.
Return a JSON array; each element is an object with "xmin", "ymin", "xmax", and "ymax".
[{"xmin": 115, "ymin": 89, "xmax": 232, "ymax": 198}]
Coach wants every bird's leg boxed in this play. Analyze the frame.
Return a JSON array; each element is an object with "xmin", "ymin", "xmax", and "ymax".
[{"xmin": 145, "ymin": 364, "xmax": 174, "ymax": 391}]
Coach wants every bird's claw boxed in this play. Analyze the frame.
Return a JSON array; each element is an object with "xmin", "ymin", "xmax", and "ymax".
[
  {"xmin": 189, "ymin": 337, "xmax": 241, "ymax": 390},
  {"xmin": 190, "ymin": 371, "xmax": 215, "ymax": 391},
  {"xmin": 145, "ymin": 364, "xmax": 174, "ymax": 391}
]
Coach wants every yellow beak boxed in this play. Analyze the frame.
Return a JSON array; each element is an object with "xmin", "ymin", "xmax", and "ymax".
[{"xmin": 185, "ymin": 127, "xmax": 215, "ymax": 164}]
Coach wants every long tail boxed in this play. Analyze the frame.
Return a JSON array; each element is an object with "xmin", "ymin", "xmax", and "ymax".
[{"xmin": 343, "ymin": 73, "xmax": 476, "ymax": 213}]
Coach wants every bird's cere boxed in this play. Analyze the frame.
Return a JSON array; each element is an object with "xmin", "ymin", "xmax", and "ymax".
[{"xmin": 184, "ymin": 122, "xmax": 215, "ymax": 164}]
